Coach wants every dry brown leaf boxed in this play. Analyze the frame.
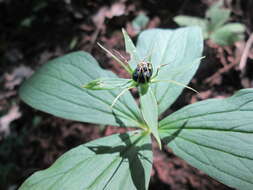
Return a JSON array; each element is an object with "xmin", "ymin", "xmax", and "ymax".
[
  {"xmin": 126, "ymin": 22, "xmax": 137, "ymax": 37},
  {"xmin": 0, "ymin": 91, "xmax": 16, "ymax": 100},
  {"xmin": 197, "ymin": 90, "xmax": 212, "ymax": 99},
  {"xmin": 92, "ymin": 2, "xmax": 126, "ymax": 29},
  {"xmin": 0, "ymin": 105, "xmax": 21, "ymax": 136},
  {"xmin": 106, "ymin": 2, "xmax": 125, "ymax": 19},
  {"xmin": 239, "ymin": 33, "xmax": 253, "ymax": 71},
  {"xmin": 147, "ymin": 16, "xmax": 160, "ymax": 29},
  {"xmin": 4, "ymin": 65, "xmax": 33, "ymax": 90},
  {"xmin": 92, "ymin": 6, "xmax": 108, "ymax": 30}
]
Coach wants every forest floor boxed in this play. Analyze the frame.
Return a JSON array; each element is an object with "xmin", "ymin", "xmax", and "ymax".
[{"xmin": 0, "ymin": 0, "xmax": 253, "ymax": 189}]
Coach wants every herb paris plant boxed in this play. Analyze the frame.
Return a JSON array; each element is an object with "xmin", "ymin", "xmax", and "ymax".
[
  {"xmin": 19, "ymin": 27, "xmax": 253, "ymax": 190},
  {"xmin": 174, "ymin": 1, "xmax": 245, "ymax": 46},
  {"xmin": 82, "ymin": 29, "xmax": 199, "ymax": 148}
]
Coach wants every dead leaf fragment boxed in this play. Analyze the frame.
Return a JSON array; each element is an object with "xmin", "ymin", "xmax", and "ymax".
[
  {"xmin": 106, "ymin": 3, "xmax": 125, "ymax": 19},
  {"xmin": 0, "ymin": 105, "xmax": 21, "ymax": 136},
  {"xmin": 92, "ymin": 2, "xmax": 126, "ymax": 29},
  {"xmin": 4, "ymin": 65, "xmax": 33, "ymax": 90}
]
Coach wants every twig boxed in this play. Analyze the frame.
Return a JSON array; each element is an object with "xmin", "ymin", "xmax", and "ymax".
[
  {"xmin": 205, "ymin": 61, "xmax": 238, "ymax": 84},
  {"xmin": 239, "ymin": 33, "xmax": 253, "ymax": 71}
]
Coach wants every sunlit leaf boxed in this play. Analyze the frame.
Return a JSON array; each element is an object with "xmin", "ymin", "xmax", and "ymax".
[
  {"xmin": 159, "ymin": 89, "xmax": 253, "ymax": 190},
  {"xmin": 20, "ymin": 51, "xmax": 143, "ymax": 127},
  {"xmin": 210, "ymin": 23, "xmax": 245, "ymax": 46},
  {"xmin": 136, "ymin": 27, "xmax": 203, "ymax": 114},
  {"xmin": 174, "ymin": 16, "xmax": 208, "ymax": 38},
  {"xmin": 205, "ymin": 1, "xmax": 230, "ymax": 31},
  {"xmin": 19, "ymin": 131, "xmax": 153, "ymax": 190}
]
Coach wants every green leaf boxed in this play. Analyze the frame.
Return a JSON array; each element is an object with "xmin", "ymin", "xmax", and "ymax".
[
  {"xmin": 82, "ymin": 77, "xmax": 133, "ymax": 90},
  {"xmin": 173, "ymin": 16, "xmax": 208, "ymax": 38},
  {"xmin": 136, "ymin": 27, "xmax": 203, "ymax": 115},
  {"xmin": 210, "ymin": 23, "xmax": 245, "ymax": 46},
  {"xmin": 19, "ymin": 51, "xmax": 143, "ymax": 127},
  {"xmin": 122, "ymin": 29, "xmax": 141, "ymax": 70},
  {"xmin": 132, "ymin": 13, "xmax": 149, "ymax": 33},
  {"xmin": 19, "ymin": 131, "xmax": 153, "ymax": 190},
  {"xmin": 205, "ymin": 1, "xmax": 231, "ymax": 32},
  {"xmin": 20, "ymin": 17, "xmax": 34, "ymax": 27},
  {"xmin": 140, "ymin": 87, "xmax": 161, "ymax": 149},
  {"xmin": 218, "ymin": 23, "xmax": 246, "ymax": 33},
  {"xmin": 159, "ymin": 89, "xmax": 253, "ymax": 190}
]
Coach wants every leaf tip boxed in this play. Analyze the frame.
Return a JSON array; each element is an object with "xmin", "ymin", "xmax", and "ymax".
[
  {"xmin": 157, "ymin": 138, "xmax": 162, "ymax": 150},
  {"xmin": 122, "ymin": 28, "xmax": 127, "ymax": 34}
]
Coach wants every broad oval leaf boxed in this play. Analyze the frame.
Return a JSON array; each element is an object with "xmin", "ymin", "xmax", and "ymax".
[
  {"xmin": 211, "ymin": 23, "xmax": 245, "ymax": 46},
  {"xmin": 19, "ymin": 131, "xmax": 153, "ymax": 190},
  {"xmin": 218, "ymin": 23, "xmax": 246, "ymax": 33},
  {"xmin": 205, "ymin": 1, "xmax": 231, "ymax": 32},
  {"xmin": 140, "ymin": 87, "xmax": 161, "ymax": 149},
  {"xmin": 20, "ymin": 51, "xmax": 143, "ymax": 127},
  {"xmin": 159, "ymin": 89, "xmax": 253, "ymax": 190},
  {"xmin": 173, "ymin": 16, "xmax": 208, "ymax": 38},
  {"xmin": 136, "ymin": 27, "xmax": 203, "ymax": 115}
]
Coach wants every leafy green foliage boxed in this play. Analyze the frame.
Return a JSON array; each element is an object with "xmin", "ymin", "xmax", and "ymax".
[
  {"xmin": 205, "ymin": 1, "xmax": 230, "ymax": 31},
  {"xmin": 19, "ymin": 131, "xmax": 152, "ymax": 190},
  {"xmin": 19, "ymin": 27, "xmax": 253, "ymax": 190},
  {"xmin": 132, "ymin": 13, "xmax": 149, "ymax": 33},
  {"xmin": 173, "ymin": 16, "xmax": 208, "ymax": 38},
  {"xmin": 20, "ymin": 51, "xmax": 143, "ymax": 127},
  {"xmin": 174, "ymin": 1, "xmax": 245, "ymax": 46},
  {"xmin": 136, "ymin": 28, "xmax": 203, "ymax": 114},
  {"xmin": 159, "ymin": 89, "xmax": 253, "ymax": 190},
  {"xmin": 209, "ymin": 23, "xmax": 245, "ymax": 46}
]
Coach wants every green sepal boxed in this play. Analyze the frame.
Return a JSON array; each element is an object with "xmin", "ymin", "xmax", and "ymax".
[
  {"xmin": 82, "ymin": 77, "xmax": 133, "ymax": 90},
  {"xmin": 122, "ymin": 28, "xmax": 141, "ymax": 70},
  {"xmin": 139, "ymin": 83, "xmax": 149, "ymax": 96}
]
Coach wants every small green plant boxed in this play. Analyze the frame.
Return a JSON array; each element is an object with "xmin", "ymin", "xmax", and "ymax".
[
  {"xmin": 174, "ymin": 1, "xmax": 245, "ymax": 46},
  {"xmin": 131, "ymin": 13, "xmax": 149, "ymax": 34},
  {"xmin": 19, "ymin": 27, "xmax": 253, "ymax": 190}
]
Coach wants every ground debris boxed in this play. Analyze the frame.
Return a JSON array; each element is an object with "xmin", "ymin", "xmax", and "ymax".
[
  {"xmin": 0, "ymin": 105, "xmax": 21, "ymax": 137},
  {"xmin": 4, "ymin": 65, "xmax": 33, "ymax": 90}
]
